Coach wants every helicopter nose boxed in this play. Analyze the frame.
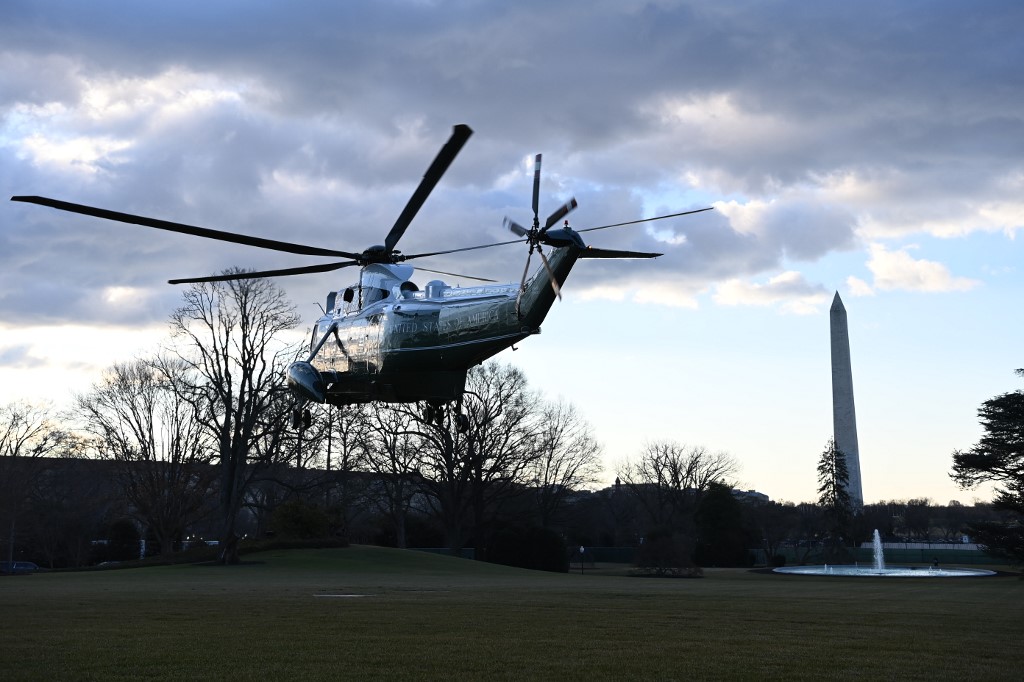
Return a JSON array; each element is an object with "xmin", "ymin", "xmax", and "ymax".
[{"xmin": 287, "ymin": 361, "xmax": 326, "ymax": 403}]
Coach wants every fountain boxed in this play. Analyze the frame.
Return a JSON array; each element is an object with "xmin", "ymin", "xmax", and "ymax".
[
  {"xmin": 773, "ymin": 529, "xmax": 995, "ymax": 577},
  {"xmin": 872, "ymin": 529, "xmax": 885, "ymax": 571}
]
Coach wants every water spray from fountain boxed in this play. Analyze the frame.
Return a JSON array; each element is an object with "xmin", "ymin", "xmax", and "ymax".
[{"xmin": 872, "ymin": 529, "xmax": 885, "ymax": 571}]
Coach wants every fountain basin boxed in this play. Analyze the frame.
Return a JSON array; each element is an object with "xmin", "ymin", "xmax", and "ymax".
[
  {"xmin": 773, "ymin": 565, "xmax": 995, "ymax": 577},
  {"xmin": 774, "ymin": 529, "xmax": 996, "ymax": 577}
]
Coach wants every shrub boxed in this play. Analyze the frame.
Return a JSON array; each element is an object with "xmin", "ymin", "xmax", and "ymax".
[
  {"xmin": 106, "ymin": 518, "xmax": 141, "ymax": 562},
  {"xmin": 270, "ymin": 501, "xmax": 332, "ymax": 539},
  {"xmin": 633, "ymin": 527, "xmax": 702, "ymax": 577},
  {"xmin": 486, "ymin": 525, "xmax": 569, "ymax": 573}
]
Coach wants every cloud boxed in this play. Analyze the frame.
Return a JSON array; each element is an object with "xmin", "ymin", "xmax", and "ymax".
[
  {"xmin": 836, "ymin": 168, "xmax": 1024, "ymax": 240},
  {"xmin": 0, "ymin": 344, "xmax": 46, "ymax": 370},
  {"xmin": 1, "ymin": 1, "xmax": 1021, "ymax": 328},
  {"xmin": 576, "ymin": 279, "xmax": 702, "ymax": 309},
  {"xmin": 863, "ymin": 243, "xmax": 980, "ymax": 293},
  {"xmin": 713, "ymin": 271, "xmax": 830, "ymax": 314},
  {"xmin": 846, "ymin": 276, "xmax": 874, "ymax": 297}
]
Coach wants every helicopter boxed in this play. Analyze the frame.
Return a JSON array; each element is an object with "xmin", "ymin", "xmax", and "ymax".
[{"xmin": 11, "ymin": 124, "xmax": 711, "ymax": 431}]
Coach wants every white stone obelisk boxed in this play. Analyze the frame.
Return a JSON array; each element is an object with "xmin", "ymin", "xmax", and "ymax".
[{"xmin": 830, "ymin": 292, "xmax": 864, "ymax": 508}]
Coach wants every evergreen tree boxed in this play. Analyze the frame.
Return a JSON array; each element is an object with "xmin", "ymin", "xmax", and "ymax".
[
  {"xmin": 951, "ymin": 370, "xmax": 1024, "ymax": 564},
  {"xmin": 817, "ymin": 438, "xmax": 852, "ymax": 554}
]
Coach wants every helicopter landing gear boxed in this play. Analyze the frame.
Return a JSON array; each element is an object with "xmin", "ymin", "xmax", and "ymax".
[
  {"xmin": 423, "ymin": 401, "xmax": 470, "ymax": 432},
  {"xmin": 290, "ymin": 406, "xmax": 312, "ymax": 431},
  {"xmin": 423, "ymin": 402, "xmax": 442, "ymax": 426},
  {"xmin": 453, "ymin": 395, "xmax": 470, "ymax": 433}
]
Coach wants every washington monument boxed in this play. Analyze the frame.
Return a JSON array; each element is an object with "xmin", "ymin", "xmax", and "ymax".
[{"xmin": 830, "ymin": 292, "xmax": 864, "ymax": 507}]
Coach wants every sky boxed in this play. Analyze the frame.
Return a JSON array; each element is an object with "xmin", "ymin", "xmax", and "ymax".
[{"xmin": 2, "ymin": 0, "xmax": 1021, "ymax": 505}]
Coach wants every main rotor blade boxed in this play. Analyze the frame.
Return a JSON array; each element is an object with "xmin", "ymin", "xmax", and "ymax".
[
  {"xmin": 532, "ymin": 154, "xmax": 542, "ymax": 222},
  {"xmin": 11, "ymin": 195, "xmax": 359, "ymax": 259},
  {"xmin": 579, "ymin": 247, "xmax": 663, "ymax": 259},
  {"xmin": 519, "ymin": 249, "xmax": 533, "ymax": 293},
  {"xmin": 536, "ymin": 246, "xmax": 562, "ymax": 300},
  {"xmin": 543, "ymin": 197, "xmax": 578, "ymax": 231},
  {"xmin": 577, "ymin": 207, "xmax": 714, "ymax": 233},
  {"xmin": 168, "ymin": 260, "xmax": 359, "ymax": 285},
  {"xmin": 515, "ymin": 247, "xmax": 534, "ymax": 318},
  {"xmin": 411, "ymin": 266, "xmax": 496, "ymax": 283},
  {"xmin": 383, "ymin": 124, "xmax": 473, "ymax": 252},
  {"xmin": 504, "ymin": 216, "xmax": 529, "ymax": 237},
  {"xmin": 402, "ymin": 237, "xmax": 526, "ymax": 260}
]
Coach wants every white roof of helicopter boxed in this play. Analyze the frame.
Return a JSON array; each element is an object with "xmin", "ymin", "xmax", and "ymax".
[
  {"xmin": 359, "ymin": 263, "xmax": 414, "ymax": 289},
  {"xmin": 333, "ymin": 262, "xmax": 518, "ymax": 316}
]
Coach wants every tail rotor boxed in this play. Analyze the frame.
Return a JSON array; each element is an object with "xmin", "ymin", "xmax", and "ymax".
[{"xmin": 505, "ymin": 154, "xmax": 578, "ymax": 316}]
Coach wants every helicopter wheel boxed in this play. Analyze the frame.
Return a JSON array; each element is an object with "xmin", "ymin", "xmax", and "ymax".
[
  {"xmin": 455, "ymin": 412, "xmax": 470, "ymax": 433},
  {"xmin": 291, "ymin": 406, "xmax": 312, "ymax": 431}
]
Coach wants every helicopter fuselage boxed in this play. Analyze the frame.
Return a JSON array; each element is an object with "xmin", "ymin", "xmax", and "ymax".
[{"xmin": 289, "ymin": 243, "xmax": 578, "ymax": 406}]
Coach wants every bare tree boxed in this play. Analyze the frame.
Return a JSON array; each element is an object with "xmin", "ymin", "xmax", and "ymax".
[
  {"xmin": 617, "ymin": 441, "xmax": 738, "ymax": 531},
  {"xmin": 241, "ymin": 388, "xmax": 328, "ymax": 537},
  {"xmin": 529, "ymin": 398, "xmax": 602, "ymax": 528},
  {"xmin": 901, "ymin": 498, "xmax": 934, "ymax": 541},
  {"xmin": 742, "ymin": 499, "xmax": 799, "ymax": 566},
  {"xmin": 616, "ymin": 440, "xmax": 737, "ymax": 570},
  {"xmin": 408, "ymin": 362, "xmax": 541, "ymax": 553},
  {"xmin": 1, "ymin": 402, "xmax": 70, "ymax": 564},
  {"xmin": 165, "ymin": 272, "xmax": 301, "ymax": 563},
  {"xmin": 463, "ymin": 363, "xmax": 541, "ymax": 542},
  {"xmin": 360, "ymin": 402, "xmax": 420, "ymax": 548},
  {"xmin": 404, "ymin": 405, "xmax": 468, "ymax": 552},
  {"xmin": 75, "ymin": 358, "xmax": 216, "ymax": 557},
  {"xmin": 319, "ymin": 403, "xmax": 374, "ymax": 541}
]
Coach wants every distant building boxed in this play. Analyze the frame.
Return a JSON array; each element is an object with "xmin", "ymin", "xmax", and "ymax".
[{"xmin": 732, "ymin": 489, "xmax": 770, "ymax": 505}]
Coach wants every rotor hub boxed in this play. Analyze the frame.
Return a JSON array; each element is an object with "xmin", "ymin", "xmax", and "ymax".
[{"xmin": 360, "ymin": 244, "xmax": 402, "ymax": 264}]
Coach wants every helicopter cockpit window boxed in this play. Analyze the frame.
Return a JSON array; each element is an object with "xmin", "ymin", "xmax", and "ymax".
[{"xmin": 363, "ymin": 287, "xmax": 388, "ymax": 306}]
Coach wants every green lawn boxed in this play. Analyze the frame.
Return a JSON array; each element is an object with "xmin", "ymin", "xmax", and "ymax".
[{"xmin": 1, "ymin": 547, "xmax": 1019, "ymax": 680}]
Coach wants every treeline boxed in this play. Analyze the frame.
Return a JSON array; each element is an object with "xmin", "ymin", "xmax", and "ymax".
[
  {"xmin": 1, "ymin": 392, "xmax": 1004, "ymax": 572},
  {"xmin": 2, "ymin": 277, "xmax": 1019, "ymax": 572}
]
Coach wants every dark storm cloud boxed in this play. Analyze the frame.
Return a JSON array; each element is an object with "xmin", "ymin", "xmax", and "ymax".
[{"xmin": 2, "ymin": 0, "xmax": 1022, "ymax": 324}]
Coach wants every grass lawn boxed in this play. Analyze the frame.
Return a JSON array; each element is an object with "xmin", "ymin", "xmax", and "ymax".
[{"xmin": 0, "ymin": 547, "xmax": 1020, "ymax": 680}]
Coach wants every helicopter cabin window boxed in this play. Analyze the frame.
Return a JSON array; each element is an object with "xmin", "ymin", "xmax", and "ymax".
[{"xmin": 341, "ymin": 286, "xmax": 359, "ymax": 315}]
